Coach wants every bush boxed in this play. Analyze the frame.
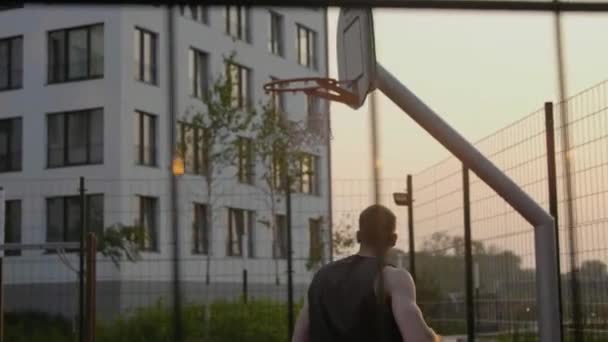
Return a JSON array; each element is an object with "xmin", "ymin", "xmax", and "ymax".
[
  {"xmin": 4, "ymin": 299, "xmax": 304, "ymax": 342},
  {"xmin": 96, "ymin": 298, "xmax": 302, "ymax": 342},
  {"xmin": 4, "ymin": 311, "xmax": 73, "ymax": 342}
]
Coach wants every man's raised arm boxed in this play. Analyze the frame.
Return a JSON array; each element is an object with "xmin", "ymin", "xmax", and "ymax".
[{"xmin": 385, "ymin": 267, "xmax": 442, "ymax": 342}]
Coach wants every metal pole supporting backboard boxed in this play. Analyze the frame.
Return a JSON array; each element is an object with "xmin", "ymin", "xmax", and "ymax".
[
  {"xmin": 375, "ymin": 63, "xmax": 561, "ymax": 342},
  {"xmin": 544, "ymin": 102, "xmax": 564, "ymax": 340},
  {"xmin": 462, "ymin": 166, "xmax": 475, "ymax": 342}
]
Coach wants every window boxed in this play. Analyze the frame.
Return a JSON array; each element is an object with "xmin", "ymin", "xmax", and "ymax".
[
  {"xmin": 272, "ymin": 150, "xmax": 286, "ymax": 191},
  {"xmin": 189, "ymin": 48, "xmax": 208, "ymax": 99},
  {"xmin": 309, "ymin": 218, "xmax": 323, "ymax": 263},
  {"xmin": 268, "ymin": 11, "xmax": 283, "ymax": 57},
  {"xmin": 307, "ymin": 95, "xmax": 326, "ymax": 136},
  {"xmin": 295, "ymin": 154, "xmax": 319, "ymax": 195},
  {"xmin": 178, "ymin": 121, "xmax": 207, "ymax": 175},
  {"xmin": 4, "ymin": 200, "xmax": 21, "ymax": 256},
  {"xmin": 180, "ymin": 5, "xmax": 208, "ymax": 24},
  {"xmin": 134, "ymin": 27, "xmax": 157, "ymax": 85},
  {"xmin": 236, "ymin": 137, "xmax": 254, "ymax": 185},
  {"xmin": 0, "ymin": 117, "xmax": 21, "ymax": 172},
  {"xmin": 227, "ymin": 208, "xmax": 255, "ymax": 257},
  {"xmin": 193, "ymin": 203, "xmax": 208, "ymax": 255},
  {"xmin": 225, "ymin": 6, "xmax": 249, "ymax": 42},
  {"xmin": 48, "ymin": 24, "xmax": 103, "ymax": 83},
  {"xmin": 225, "ymin": 62, "xmax": 250, "ymax": 109},
  {"xmin": 0, "ymin": 2, "xmax": 23, "ymax": 10},
  {"xmin": 47, "ymin": 194, "xmax": 104, "ymax": 243},
  {"xmin": 274, "ymin": 214, "xmax": 288, "ymax": 259},
  {"xmin": 297, "ymin": 24, "xmax": 317, "ymax": 69},
  {"xmin": 134, "ymin": 111, "xmax": 157, "ymax": 167},
  {"xmin": 136, "ymin": 196, "xmax": 158, "ymax": 252},
  {"xmin": 270, "ymin": 76, "xmax": 285, "ymax": 115},
  {"xmin": 0, "ymin": 36, "xmax": 23, "ymax": 90},
  {"xmin": 47, "ymin": 108, "xmax": 103, "ymax": 168}
]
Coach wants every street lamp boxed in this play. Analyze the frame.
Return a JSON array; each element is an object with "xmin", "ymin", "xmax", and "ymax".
[
  {"xmin": 393, "ymin": 192, "xmax": 411, "ymax": 206},
  {"xmin": 172, "ymin": 153, "xmax": 185, "ymax": 176},
  {"xmin": 393, "ymin": 175, "xmax": 415, "ymax": 281}
]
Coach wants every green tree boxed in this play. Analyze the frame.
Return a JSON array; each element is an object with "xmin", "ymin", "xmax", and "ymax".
[
  {"xmin": 179, "ymin": 55, "xmax": 257, "ymax": 337},
  {"xmin": 252, "ymin": 96, "xmax": 323, "ymax": 278},
  {"xmin": 180, "ymin": 55, "xmax": 257, "ymax": 284},
  {"xmin": 97, "ymin": 223, "xmax": 146, "ymax": 267}
]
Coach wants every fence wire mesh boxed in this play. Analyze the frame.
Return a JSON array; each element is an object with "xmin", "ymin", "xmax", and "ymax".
[
  {"xmin": 0, "ymin": 84, "xmax": 607, "ymax": 342},
  {"xmin": 411, "ymin": 79, "xmax": 608, "ymax": 340}
]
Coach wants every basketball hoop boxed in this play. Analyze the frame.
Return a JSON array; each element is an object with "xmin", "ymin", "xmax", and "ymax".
[{"xmin": 263, "ymin": 77, "xmax": 359, "ymax": 108}]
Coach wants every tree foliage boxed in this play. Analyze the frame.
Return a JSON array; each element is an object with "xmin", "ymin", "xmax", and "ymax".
[{"xmin": 97, "ymin": 223, "xmax": 146, "ymax": 267}]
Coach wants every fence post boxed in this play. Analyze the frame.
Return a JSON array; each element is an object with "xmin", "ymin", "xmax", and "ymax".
[
  {"xmin": 462, "ymin": 165, "xmax": 475, "ymax": 342},
  {"xmin": 544, "ymin": 102, "xmax": 565, "ymax": 340},
  {"xmin": 79, "ymin": 177, "xmax": 87, "ymax": 342},
  {"xmin": 407, "ymin": 175, "xmax": 416, "ymax": 282},
  {"xmin": 242, "ymin": 269, "xmax": 248, "ymax": 304},
  {"xmin": 285, "ymin": 174, "xmax": 294, "ymax": 341},
  {"xmin": 86, "ymin": 233, "xmax": 97, "ymax": 342},
  {"xmin": 0, "ymin": 257, "xmax": 3, "ymax": 342}
]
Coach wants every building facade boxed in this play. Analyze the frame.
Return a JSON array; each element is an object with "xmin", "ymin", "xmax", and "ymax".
[{"xmin": 0, "ymin": 4, "xmax": 331, "ymax": 318}]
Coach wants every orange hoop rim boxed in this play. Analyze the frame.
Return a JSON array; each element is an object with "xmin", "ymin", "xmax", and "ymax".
[{"xmin": 263, "ymin": 77, "xmax": 359, "ymax": 107}]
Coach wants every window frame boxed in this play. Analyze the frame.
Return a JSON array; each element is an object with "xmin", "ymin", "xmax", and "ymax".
[
  {"xmin": 308, "ymin": 217, "xmax": 324, "ymax": 263},
  {"xmin": 269, "ymin": 76, "xmax": 285, "ymax": 116},
  {"xmin": 46, "ymin": 108, "xmax": 103, "ymax": 168},
  {"xmin": 179, "ymin": 5, "xmax": 209, "ymax": 24},
  {"xmin": 47, "ymin": 23, "xmax": 104, "ymax": 84},
  {"xmin": 0, "ymin": 2, "xmax": 24, "ymax": 10},
  {"xmin": 268, "ymin": 11, "xmax": 284, "ymax": 57},
  {"xmin": 4, "ymin": 199, "xmax": 22, "ymax": 256},
  {"xmin": 0, "ymin": 35, "xmax": 23, "ymax": 91},
  {"xmin": 296, "ymin": 153, "xmax": 320, "ymax": 195},
  {"xmin": 134, "ymin": 110, "xmax": 157, "ymax": 167},
  {"xmin": 136, "ymin": 195, "xmax": 159, "ymax": 252},
  {"xmin": 225, "ymin": 6, "xmax": 250, "ymax": 42},
  {"xmin": 46, "ymin": 194, "xmax": 104, "ymax": 245},
  {"xmin": 227, "ymin": 207, "xmax": 255, "ymax": 258},
  {"xmin": 177, "ymin": 121, "xmax": 208, "ymax": 176},
  {"xmin": 274, "ymin": 214, "xmax": 288, "ymax": 259},
  {"xmin": 189, "ymin": 47, "xmax": 209, "ymax": 99},
  {"xmin": 0, "ymin": 117, "xmax": 22, "ymax": 173},
  {"xmin": 236, "ymin": 136, "xmax": 255, "ymax": 185},
  {"xmin": 193, "ymin": 202, "xmax": 209, "ymax": 255},
  {"xmin": 296, "ymin": 24, "xmax": 318, "ymax": 70},
  {"xmin": 225, "ymin": 61, "xmax": 250, "ymax": 109},
  {"xmin": 134, "ymin": 26, "xmax": 158, "ymax": 85}
]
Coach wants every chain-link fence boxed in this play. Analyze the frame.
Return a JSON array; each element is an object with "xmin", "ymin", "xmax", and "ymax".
[{"xmin": 410, "ymin": 79, "xmax": 608, "ymax": 341}]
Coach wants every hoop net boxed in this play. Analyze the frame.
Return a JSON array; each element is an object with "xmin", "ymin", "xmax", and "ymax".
[{"xmin": 263, "ymin": 77, "xmax": 358, "ymax": 108}]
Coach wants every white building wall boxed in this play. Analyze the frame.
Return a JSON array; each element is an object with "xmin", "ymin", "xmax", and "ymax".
[{"xmin": 0, "ymin": 5, "xmax": 330, "ymax": 294}]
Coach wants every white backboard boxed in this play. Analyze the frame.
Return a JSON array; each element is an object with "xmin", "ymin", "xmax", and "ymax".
[{"xmin": 337, "ymin": 8, "xmax": 377, "ymax": 109}]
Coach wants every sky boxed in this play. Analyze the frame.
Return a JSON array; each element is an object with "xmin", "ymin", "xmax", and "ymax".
[
  {"xmin": 327, "ymin": 8, "xmax": 608, "ymax": 181},
  {"xmin": 324, "ymin": 8, "xmax": 608, "ymax": 256}
]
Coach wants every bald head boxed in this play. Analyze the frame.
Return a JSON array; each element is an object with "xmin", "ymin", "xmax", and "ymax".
[{"xmin": 357, "ymin": 204, "xmax": 397, "ymax": 251}]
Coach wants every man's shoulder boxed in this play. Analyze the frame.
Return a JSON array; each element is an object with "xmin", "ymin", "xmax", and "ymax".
[
  {"xmin": 311, "ymin": 255, "xmax": 356, "ymax": 278},
  {"xmin": 383, "ymin": 266, "xmax": 415, "ymax": 294}
]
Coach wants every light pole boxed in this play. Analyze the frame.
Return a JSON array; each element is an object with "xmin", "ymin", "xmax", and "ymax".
[
  {"xmin": 171, "ymin": 152, "xmax": 184, "ymax": 342},
  {"xmin": 393, "ymin": 177, "xmax": 415, "ymax": 281}
]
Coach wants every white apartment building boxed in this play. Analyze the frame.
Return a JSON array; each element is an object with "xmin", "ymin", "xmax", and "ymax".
[{"xmin": 0, "ymin": 4, "xmax": 331, "ymax": 318}]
